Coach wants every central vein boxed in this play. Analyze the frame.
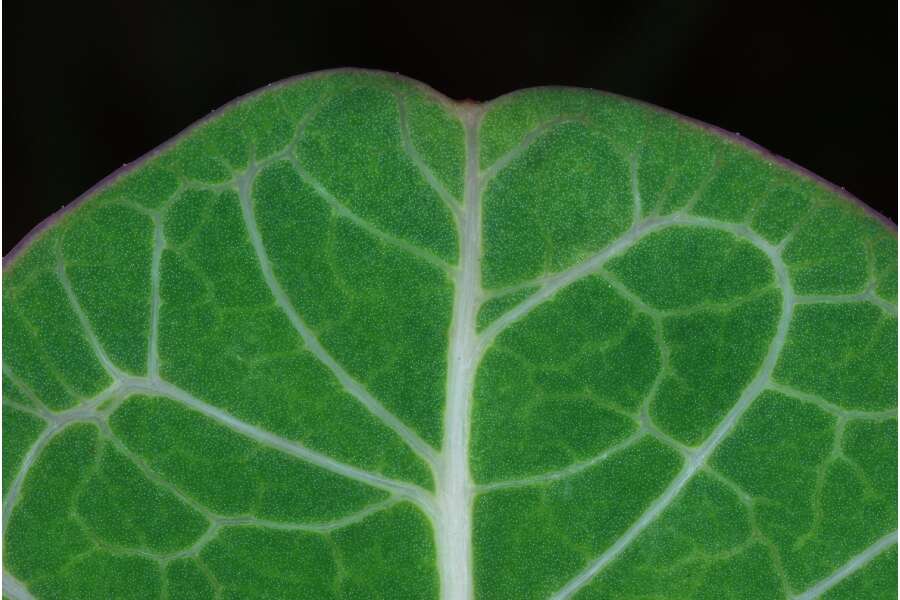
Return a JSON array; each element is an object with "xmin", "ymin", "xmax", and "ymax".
[{"xmin": 436, "ymin": 103, "xmax": 483, "ymax": 600}]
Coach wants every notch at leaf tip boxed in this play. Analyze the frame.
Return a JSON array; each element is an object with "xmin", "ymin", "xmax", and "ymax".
[{"xmin": 4, "ymin": 67, "xmax": 894, "ymax": 275}]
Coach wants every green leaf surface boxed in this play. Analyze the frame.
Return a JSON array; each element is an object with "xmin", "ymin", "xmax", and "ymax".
[{"xmin": 3, "ymin": 69, "xmax": 896, "ymax": 599}]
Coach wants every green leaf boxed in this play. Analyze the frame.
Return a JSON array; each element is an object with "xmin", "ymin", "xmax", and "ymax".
[{"xmin": 3, "ymin": 69, "xmax": 896, "ymax": 600}]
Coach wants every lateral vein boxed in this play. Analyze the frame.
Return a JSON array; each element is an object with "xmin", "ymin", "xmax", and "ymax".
[
  {"xmin": 140, "ymin": 378, "xmax": 435, "ymax": 513},
  {"xmin": 236, "ymin": 166, "xmax": 440, "ymax": 469},
  {"xmin": 768, "ymin": 382, "xmax": 898, "ymax": 421},
  {"xmin": 549, "ymin": 216, "xmax": 796, "ymax": 599},
  {"xmin": 3, "ymin": 423, "xmax": 59, "ymax": 530},
  {"xmin": 479, "ymin": 214, "xmax": 787, "ymax": 352},
  {"xmin": 2, "ymin": 571, "xmax": 36, "ymax": 600},
  {"xmin": 147, "ymin": 210, "xmax": 165, "ymax": 380},
  {"xmin": 289, "ymin": 158, "xmax": 455, "ymax": 274},
  {"xmin": 476, "ymin": 433, "xmax": 644, "ymax": 493},
  {"xmin": 55, "ymin": 242, "xmax": 128, "ymax": 382},
  {"xmin": 791, "ymin": 530, "xmax": 898, "ymax": 600},
  {"xmin": 396, "ymin": 94, "xmax": 463, "ymax": 220},
  {"xmin": 795, "ymin": 288, "xmax": 898, "ymax": 316},
  {"xmin": 480, "ymin": 116, "xmax": 587, "ymax": 184},
  {"xmin": 213, "ymin": 496, "xmax": 401, "ymax": 534}
]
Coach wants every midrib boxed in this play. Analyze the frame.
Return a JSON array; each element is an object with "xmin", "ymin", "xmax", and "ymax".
[{"xmin": 436, "ymin": 103, "xmax": 483, "ymax": 600}]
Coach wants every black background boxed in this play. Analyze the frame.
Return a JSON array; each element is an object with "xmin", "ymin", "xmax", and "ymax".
[{"xmin": 4, "ymin": 1, "xmax": 897, "ymax": 253}]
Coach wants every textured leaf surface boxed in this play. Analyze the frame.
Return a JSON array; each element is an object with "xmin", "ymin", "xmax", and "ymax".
[{"xmin": 2, "ymin": 70, "xmax": 897, "ymax": 600}]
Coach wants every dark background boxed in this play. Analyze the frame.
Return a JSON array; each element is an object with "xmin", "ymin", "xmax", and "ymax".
[{"xmin": 4, "ymin": 2, "xmax": 897, "ymax": 253}]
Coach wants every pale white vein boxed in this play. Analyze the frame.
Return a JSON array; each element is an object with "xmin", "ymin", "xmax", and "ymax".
[
  {"xmin": 55, "ymin": 244, "xmax": 128, "ymax": 382},
  {"xmin": 795, "ymin": 288, "xmax": 898, "ymax": 316},
  {"xmin": 114, "ymin": 497, "xmax": 402, "ymax": 565},
  {"xmin": 396, "ymin": 94, "xmax": 463, "ymax": 220},
  {"xmin": 433, "ymin": 103, "xmax": 483, "ymax": 600},
  {"xmin": 214, "ymin": 496, "xmax": 401, "ymax": 533},
  {"xmin": 147, "ymin": 210, "xmax": 165, "ymax": 380},
  {"xmin": 768, "ymin": 381, "xmax": 898, "ymax": 421},
  {"xmin": 1, "ymin": 377, "xmax": 412, "ymax": 588},
  {"xmin": 481, "ymin": 214, "xmax": 786, "ymax": 352},
  {"xmin": 143, "ymin": 378, "xmax": 435, "ymax": 514},
  {"xmin": 479, "ymin": 116, "xmax": 586, "ymax": 184},
  {"xmin": 236, "ymin": 165, "xmax": 440, "ymax": 468},
  {"xmin": 549, "ymin": 216, "xmax": 796, "ymax": 599},
  {"xmin": 288, "ymin": 157, "xmax": 455, "ymax": 274},
  {"xmin": 791, "ymin": 531, "xmax": 898, "ymax": 600},
  {"xmin": 3, "ymin": 571, "xmax": 36, "ymax": 600},
  {"xmin": 476, "ymin": 432, "xmax": 644, "ymax": 493},
  {"xmin": 629, "ymin": 154, "xmax": 643, "ymax": 226},
  {"xmin": 3, "ymin": 422, "xmax": 57, "ymax": 530},
  {"xmin": 97, "ymin": 420, "xmax": 216, "ymax": 519}
]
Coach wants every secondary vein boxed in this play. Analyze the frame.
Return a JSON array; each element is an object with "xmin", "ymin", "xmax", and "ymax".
[
  {"xmin": 396, "ymin": 93, "xmax": 463, "ymax": 220},
  {"xmin": 549, "ymin": 216, "xmax": 796, "ymax": 599},
  {"xmin": 235, "ymin": 165, "xmax": 440, "ymax": 469},
  {"xmin": 791, "ymin": 530, "xmax": 898, "ymax": 600}
]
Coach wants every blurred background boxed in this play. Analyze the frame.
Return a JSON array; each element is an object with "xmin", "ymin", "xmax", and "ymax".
[{"xmin": 4, "ymin": 1, "xmax": 896, "ymax": 253}]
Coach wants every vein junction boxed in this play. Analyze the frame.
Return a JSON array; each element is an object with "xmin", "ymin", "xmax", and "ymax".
[{"xmin": 3, "ymin": 93, "xmax": 897, "ymax": 600}]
